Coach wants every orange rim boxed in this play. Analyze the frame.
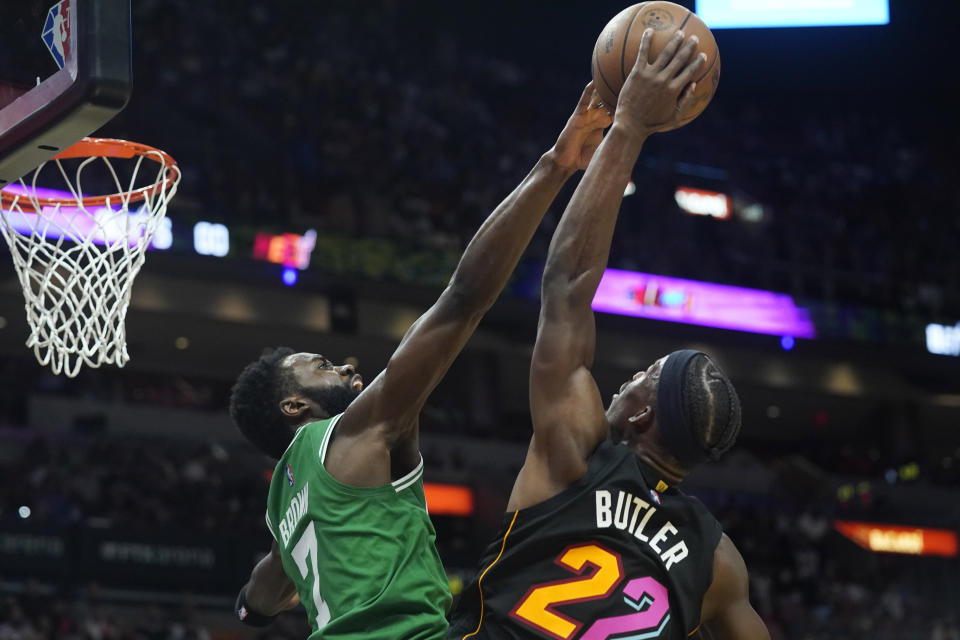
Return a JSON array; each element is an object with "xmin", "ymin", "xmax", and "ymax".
[{"xmin": 0, "ymin": 137, "xmax": 179, "ymax": 212}]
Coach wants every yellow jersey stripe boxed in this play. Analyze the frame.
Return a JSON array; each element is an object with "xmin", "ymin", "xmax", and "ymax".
[{"xmin": 462, "ymin": 510, "xmax": 519, "ymax": 640}]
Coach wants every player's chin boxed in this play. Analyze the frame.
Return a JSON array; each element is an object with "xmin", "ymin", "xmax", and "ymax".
[
  {"xmin": 345, "ymin": 382, "xmax": 363, "ymax": 401},
  {"xmin": 604, "ymin": 399, "xmax": 618, "ymax": 423}
]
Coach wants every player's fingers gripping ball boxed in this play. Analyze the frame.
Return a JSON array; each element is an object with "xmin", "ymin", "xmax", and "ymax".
[{"xmin": 592, "ymin": 1, "xmax": 720, "ymax": 130}]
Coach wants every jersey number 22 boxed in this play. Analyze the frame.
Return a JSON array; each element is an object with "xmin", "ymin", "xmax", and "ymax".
[{"xmin": 509, "ymin": 542, "xmax": 670, "ymax": 640}]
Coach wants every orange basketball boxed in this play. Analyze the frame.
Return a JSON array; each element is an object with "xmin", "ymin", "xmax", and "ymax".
[{"xmin": 591, "ymin": 2, "xmax": 720, "ymax": 130}]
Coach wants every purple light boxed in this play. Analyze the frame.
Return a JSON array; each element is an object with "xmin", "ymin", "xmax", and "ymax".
[
  {"xmin": 0, "ymin": 203, "xmax": 164, "ymax": 248},
  {"xmin": 591, "ymin": 268, "xmax": 816, "ymax": 338},
  {"xmin": 2, "ymin": 184, "xmax": 75, "ymax": 200},
  {"xmin": 2, "ymin": 185, "xmax": 171, "ymax": 249},
  {"xmin": 781, "ymin": 335, "xmax": 795, "ymax": 350},
  {"xmin": 281, "ymin": 267, "xmax": 298, "ymax": 286}
]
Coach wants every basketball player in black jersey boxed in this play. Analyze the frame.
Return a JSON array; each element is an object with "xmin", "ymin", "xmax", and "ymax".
[{"xmin": 450, "ymin": 30, "xmax": 770, "ymax": 640}]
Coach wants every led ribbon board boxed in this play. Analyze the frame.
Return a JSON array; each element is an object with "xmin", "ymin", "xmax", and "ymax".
[
  {"xmin": 1, "ymin": 184, "xmax": 168, "ymax": 248},
  {"xmin": 834, "ymin": 521, "xmax": 958, "ymax": 557},
  {"xmin": 423, "ymin": 483, "xmax": 474, "ymax": 516},
  {"xmin": 592, "ymin": 268, "xmax": 816, "ymax": 338},
  {"xmin": 675, "ymin": 186, "xmax": 730, "ymax": 219},
  {"xmin": 252, "ymin": 230, "xmax": 317, "ymax": 270},
  {"xmin": 696, "ymin": 0, "xmax": 889, "ymax": 29},
  {"xmin": 926, "ymin": 322, "xmax": 960, "ymax": 356}
]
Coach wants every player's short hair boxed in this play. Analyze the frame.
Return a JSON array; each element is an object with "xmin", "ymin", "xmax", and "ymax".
[
  {"xmin": 657, "ymin": 351, "xmax": 741, "ymax": 468},
  {"xmin": 230, "ymin": 346, "xmax": 297, "ymax": 459},
  {"xmin": 684, "ymin": 353, "xmax": 741, "ymax": 462}
]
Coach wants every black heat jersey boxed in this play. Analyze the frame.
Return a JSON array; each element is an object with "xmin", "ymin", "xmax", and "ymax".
[{"xmin": 449, "ymin": 440, "xmax": 722, "ymax": 640}]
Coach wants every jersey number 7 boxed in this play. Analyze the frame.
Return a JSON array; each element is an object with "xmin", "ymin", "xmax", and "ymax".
[{"xmin": 291, "ymin": 522, "xmax": 332, "ymax": 628}]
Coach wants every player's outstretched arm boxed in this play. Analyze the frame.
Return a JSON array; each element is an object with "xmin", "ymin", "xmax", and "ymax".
[
  {"xmin": 695, "ymin": 535, "xmax": 771, "ymax": 640},
  {"xmin": 338, "ymin": 83, "xmax": 613, "ymax": 444},
  {"xmin": 236, "ymin": 541, "xmax": 301, "ymax": 627},
  {"xmin": 520, "ymin": 30, "xmax": 706, "ymax": 500}
]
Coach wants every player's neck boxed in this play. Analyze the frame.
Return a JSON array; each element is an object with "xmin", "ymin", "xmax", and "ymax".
[
  {"xmin": 288, "ymin": 415, "xmax": 320, "ymax": 440},
  {"xmin": 634, "ymin": 448, "xmax": 687, "ymax": 487}
]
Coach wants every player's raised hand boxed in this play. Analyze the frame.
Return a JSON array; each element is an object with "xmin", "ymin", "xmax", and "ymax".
[
  {"xmin": 551, "ymin": 81, "xmax": 615, "ymax": 172},
  {"xmin": 614, "ymin": 28, "xmax": 706, "ymax": 138}
]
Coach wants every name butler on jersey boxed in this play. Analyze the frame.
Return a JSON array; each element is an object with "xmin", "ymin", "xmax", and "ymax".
[{"xmin": 594, "ymin": 486, "xmax": 689, "ymax": 571}]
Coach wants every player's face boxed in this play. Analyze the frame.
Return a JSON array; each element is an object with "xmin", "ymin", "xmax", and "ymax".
[
  {"xmin": 608, "ymin": 355, "xmax": 667, "ymax": 414},
  {"xmin": 282, "ymin": 352, "xmax": 364, "ymax": 394}
]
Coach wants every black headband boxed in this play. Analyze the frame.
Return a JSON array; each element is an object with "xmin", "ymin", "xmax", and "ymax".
[{"xmin": 656, "ymin": 349, "xmax": 709, "ymax": 468}]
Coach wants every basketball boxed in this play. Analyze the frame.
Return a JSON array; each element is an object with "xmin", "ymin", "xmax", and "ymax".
[{"xmin": 592, "ymin": 2, "xmax": 720, "ymax": 130}]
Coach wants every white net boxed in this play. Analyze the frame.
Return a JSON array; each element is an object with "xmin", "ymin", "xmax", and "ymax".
[{"xmin": 0, "ymin": 139, "xmax": 180, "ymax": 377}]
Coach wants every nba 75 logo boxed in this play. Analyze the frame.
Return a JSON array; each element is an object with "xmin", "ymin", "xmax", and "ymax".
[{"xmin": 42, "ymin": 0, "xmax": 72, "ymax": 70}]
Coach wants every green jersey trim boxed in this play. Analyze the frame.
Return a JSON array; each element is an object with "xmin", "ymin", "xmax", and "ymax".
[
  {"xmin": 265, "ymin": 510, "xmax": 277, "ymax": 541},
  {"xmin": 282, "ymin": 417, "xmax": 315, "ymax": 457},
  {"xmin": 317, "ymin": 413, "xmax": 344, "ymax": 462},
  {"xmin": 316, "ymin": 413, "xmax": 425, "ymax": 495},
  {"xmin": 263, "ymin": 420, "xmax": 317, "ymax": 542},
  {"xmin": 391, "ymin": 456, "xmax": 424, "ymax": 492}
]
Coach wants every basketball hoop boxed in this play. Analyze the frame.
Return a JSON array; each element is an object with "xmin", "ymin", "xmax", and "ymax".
[{"xmin": 0, "ymin": 137, "xmax": 180, "ymax": 377}]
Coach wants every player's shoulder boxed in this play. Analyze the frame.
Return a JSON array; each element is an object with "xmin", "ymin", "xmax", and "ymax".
[
  {"xmin": 587, "ymin": 437, "xmax": 634, "ymax": 470},
  {"xmin": 266, "ymin": 418, "xmax": 338, "ymax": 493},
  {"xmin": 568, "ymin": 438, "xmax": 638, "ymax": 490},
  {"xmin": 715, "ymin": 534, "xmax": 747, "ymax": 577},
  {"xmin": 667, "ymin": 486, "xmax": 720, "ymax": 521},
  {"xmin": 266, "ymin": 419, "xmax": 335, "ymax": 512},
  {"xmin": 660, "ymin": 485, "xmax": 724, "ymax": 573}
]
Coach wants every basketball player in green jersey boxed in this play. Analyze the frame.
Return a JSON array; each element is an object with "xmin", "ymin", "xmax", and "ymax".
[
  {"xmin": 227, "ymin": 82, "xmax": 614, "ymax": 638},
  {"xmin": 449, "ymin": 31, "xmax": 770, "ymax": 640}
]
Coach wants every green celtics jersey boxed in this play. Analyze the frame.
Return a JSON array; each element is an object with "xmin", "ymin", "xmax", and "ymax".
[{"xmin": 264, "ymin": 414, "xmax": 452, "ymax": 639}]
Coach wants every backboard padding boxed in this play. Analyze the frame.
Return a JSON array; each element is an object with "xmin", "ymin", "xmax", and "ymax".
[{"xmin": 0, "ymin": 0, "xmax": 131, "ymax": 187}]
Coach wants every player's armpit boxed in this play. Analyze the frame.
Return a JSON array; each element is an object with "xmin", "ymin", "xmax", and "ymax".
[{"xmin": 697, "ymin": 535, "xmax": 770, "ymax": 640}]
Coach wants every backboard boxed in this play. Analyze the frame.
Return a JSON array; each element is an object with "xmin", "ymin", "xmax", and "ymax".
[{"xmin": 0, "ymin": 0, "xmax": 131, "ymax": 187}]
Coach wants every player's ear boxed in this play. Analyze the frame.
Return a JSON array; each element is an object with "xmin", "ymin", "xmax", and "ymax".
[
  {"xmin": 279, "ymin": 394, "xmax": 311, "ymax": 419},
  {"xmin": 627, "ymin": 405, "xmax": 654, "ymax": 431}
]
